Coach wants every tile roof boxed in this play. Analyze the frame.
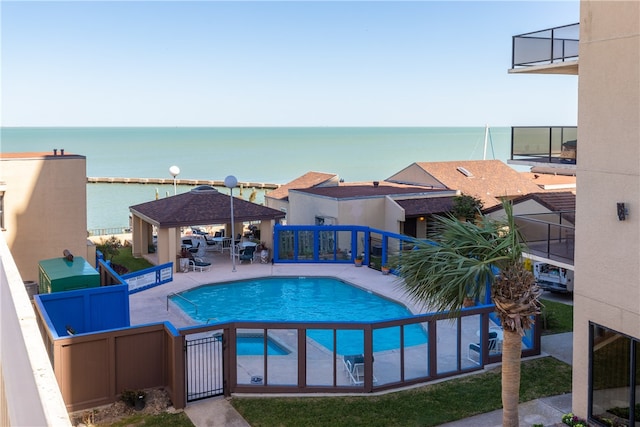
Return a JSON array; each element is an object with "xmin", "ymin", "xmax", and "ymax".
[
  {"xmin": 130, "ymin": 185, "xmax": 285, "ymax": 228},
  {"xmin": 388, "ymin": 160, "xmax": 543, "ymax": 209},
  {"xmin": 265, "ymin": 171, "xmax": 339, "ymax": 200},
  {"xmin": 521, "ymin": 171, "xmax": 577, "ymax": 190}
]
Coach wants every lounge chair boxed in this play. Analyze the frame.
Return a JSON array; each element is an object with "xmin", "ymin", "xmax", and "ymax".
[
  {"xmin": 240, "ymin": 245, "xmax": 256, "ymax": 263},
  {"xmin": 342, "ymin": 354, "xmax": 377, "ymax": 385},
  {"xmin": 189, "ymin": 256, "xmax": 211, "ymax": 272},
  {"xmin": 467, "ymin": 331, "xmax": 499, "ymax": 363}
]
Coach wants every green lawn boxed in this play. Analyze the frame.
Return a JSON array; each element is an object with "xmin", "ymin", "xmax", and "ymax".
[
  {"xmin": 104, "ymin": 412, "xmax": 194, "ymax": 427},
  {"xmin": 111, "ymin": 246, "xmax": 154, "ymax": 272},
  {"xmin": 232, "ymin": 357, "xmax": 572, "ymax": 427},
  {"xmin": 539, "ymin": 297, "xmax": 574, "ymax": 334}
]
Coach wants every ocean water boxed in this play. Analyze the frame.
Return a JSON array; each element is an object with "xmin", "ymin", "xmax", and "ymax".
[{"xmin": 1, "ymin": 127, "xmax": 516, "ymax": 230}]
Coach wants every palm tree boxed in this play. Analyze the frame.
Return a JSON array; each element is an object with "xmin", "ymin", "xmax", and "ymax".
[{"xmin": 397, "ymin": 200, "xmax": 541, "ymax": 427}]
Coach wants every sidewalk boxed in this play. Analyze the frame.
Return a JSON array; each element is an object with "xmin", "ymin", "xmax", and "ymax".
[{"xmin": 439, "ymin": 332, "xmax": 574, "ymax": 427}]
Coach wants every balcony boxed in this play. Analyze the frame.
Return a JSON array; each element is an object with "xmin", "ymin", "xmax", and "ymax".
[
  {"xmin": 510, "ymin": 23, "xmax": 579, "ymax": 75},
  {"xmin": 509, "ymin": 126, "xmax": 577, "ymax": 169},
  {"xmin": 514, "ymin": 212, "xmax": 575, "ymax": 265}
]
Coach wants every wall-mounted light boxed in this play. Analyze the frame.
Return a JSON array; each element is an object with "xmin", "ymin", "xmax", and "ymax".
[
  {"xmin": 418, "ymin": 216, "xmax": 425, "ymax": 221},
  {"xmin": 617, "ymin": 202, "xmax": 628, "ymax": 221}
]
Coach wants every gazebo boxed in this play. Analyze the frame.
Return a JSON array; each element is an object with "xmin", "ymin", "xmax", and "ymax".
[{"xmin": 129, "ymin": 185, "xmax": 286, "ymax": 272}]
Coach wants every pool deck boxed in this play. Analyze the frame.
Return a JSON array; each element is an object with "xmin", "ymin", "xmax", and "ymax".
[{"xmin": 129, "ymin": 252, "xmax": 430, "ymax": 328}]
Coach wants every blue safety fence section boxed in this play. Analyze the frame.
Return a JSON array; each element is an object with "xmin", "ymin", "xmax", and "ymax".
[{"xmin": 35, "ymin": 284, "xmax": 130, "ymax": 337}]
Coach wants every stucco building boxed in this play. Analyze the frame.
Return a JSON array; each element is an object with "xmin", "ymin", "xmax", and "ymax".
[
  {"xmin": 510, "ymin": 2, "xmax": 640, "ymax": 423},
  {"xmin": 0, "ymin": 151, "xmax": 91, "ymax": 283}
]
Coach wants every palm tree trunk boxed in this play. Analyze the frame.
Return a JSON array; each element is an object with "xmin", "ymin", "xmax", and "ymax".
[{"xmin": 501, "ymin": 329, "xmax": 522, "ymax": 427}]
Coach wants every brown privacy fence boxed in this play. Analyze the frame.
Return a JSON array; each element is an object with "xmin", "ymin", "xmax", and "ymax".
[
  {"xmin": 35, "ymin": 301, "xmax": 541, "ymax": 411},
  {"xmin": 33, "ymin": 314, "xmax": 186, "ymax": 412}
]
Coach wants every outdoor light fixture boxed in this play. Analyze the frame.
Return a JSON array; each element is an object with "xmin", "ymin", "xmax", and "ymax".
[
  {"xmin": 617, "ymin": 202, "xmax": 628, "ymax": 221},
  {"xmin": 225, "ymin": 175, "xmax": 238, "ymax": 272},
  {"xmin": 169, "ymin": 165, "xmax": 180, "ymax": 195}
]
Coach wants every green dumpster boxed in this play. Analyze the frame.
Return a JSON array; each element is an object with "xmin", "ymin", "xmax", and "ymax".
[{"xmin": 38, "ymin": 256, "xmax": 100, "ymax": 294}]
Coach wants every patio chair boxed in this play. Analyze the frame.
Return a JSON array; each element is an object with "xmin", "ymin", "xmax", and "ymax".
[
  {"xmin": 239, "ymin": 245, "xmax": 256, "ymax": 263},
  {"xmin": 343, "ymin": 354, "xmax": 377, "ymax": 385},
  {"xmin": 221, "ymin": 238, "xmax": 232, "ymax": 254},
  {"xmin": 189, "ymin": 256, "xmax": 211, "ymax": 272},
  {"xmin": 467, "ymin": 331, "xmax": 499, "ymax": 364},
  {"xmin": 231, "ymin": 244, "xmax": 242, "ymax": 261},
  {"xmin": 188, "ymin": 242, "xmax": 206, "ymax": 257},
  {"xmin": 191, "ymin": 226, "xmax": 208, "ymax": 236}
]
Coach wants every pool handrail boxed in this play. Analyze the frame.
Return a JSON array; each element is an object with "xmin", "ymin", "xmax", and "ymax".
[{"xmin": 167, "ymin": 292, "xmax": 198, "ymax": 315}]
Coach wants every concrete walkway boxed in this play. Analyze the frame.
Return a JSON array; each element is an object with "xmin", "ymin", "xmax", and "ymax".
[
  {"xmin": 185, "ymin": 397, "xmax": 251, "ymax": 427},
  {"xmin": 440, "ymin": 332, "xmax": 573, "ymax": 427}
]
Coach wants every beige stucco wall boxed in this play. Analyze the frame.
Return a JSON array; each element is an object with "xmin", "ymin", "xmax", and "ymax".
[
  {"xmin": 287, "ymin": 191, "xmax": 405, "ymax": 233},
  {"xmin": 264, "ymin": 196, "xmax": 289, "ymax": 223},
  {"xmin": 287, "ymin": 191, "xmax": 407, "ymax": 255},
  {"xmin": 0, "ymin": 155, "xmax": 88, "ymax": 283},
  {"xmin": 572, "ymin": 0, "xmax": 640, "ymax": 417}
]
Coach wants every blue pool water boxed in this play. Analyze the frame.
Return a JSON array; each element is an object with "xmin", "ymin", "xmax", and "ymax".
[
  {"xmin": 237, "ymin": 335, "xmax": 289, "ymax": 356},
  {"xmin": 171, "ymin": 276, "xmax": 428, "ymax": 355}
]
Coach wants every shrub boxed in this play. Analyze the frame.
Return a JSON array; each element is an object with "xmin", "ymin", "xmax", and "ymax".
[{"xmin": 96, "ymin": 236, "xmax": 122, "ymax": 261}]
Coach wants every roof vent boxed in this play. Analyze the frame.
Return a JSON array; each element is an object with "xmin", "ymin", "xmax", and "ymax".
[
  {"xmin": 456, "ymin": 166, "xmax": 474, "ymax": 177},
  {"xmin": 373, "ymin": 181, "xmax": 379, "ymax": 187}
]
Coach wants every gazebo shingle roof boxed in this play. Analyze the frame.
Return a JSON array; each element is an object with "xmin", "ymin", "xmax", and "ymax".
[{"xmin": 130, "ymin": 186, "xmax": 285, "ymax": 228}]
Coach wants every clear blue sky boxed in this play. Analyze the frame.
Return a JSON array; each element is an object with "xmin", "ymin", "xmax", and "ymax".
[{"xmin": 1, "ymin": 1, "xmax": 579, "ymax": 127}]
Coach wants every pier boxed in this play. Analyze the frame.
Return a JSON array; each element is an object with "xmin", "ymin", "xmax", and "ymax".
[{"xmin": 87, "ymin": 177, "xmax": 280, "ymax": 190}]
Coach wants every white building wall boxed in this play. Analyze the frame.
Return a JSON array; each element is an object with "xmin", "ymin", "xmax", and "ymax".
[{"xmin": 0, "ymin": 234, "xmax": 71, "ymax": 426}]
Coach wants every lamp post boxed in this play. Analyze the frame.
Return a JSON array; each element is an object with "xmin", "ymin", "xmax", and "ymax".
[
  {"xmin": 225, "ymin": 175, "xmax": 238, "ymax": 272},
  {"xmin": 169, "ymin": 165, "xmax": 180, "ymax": 195}
]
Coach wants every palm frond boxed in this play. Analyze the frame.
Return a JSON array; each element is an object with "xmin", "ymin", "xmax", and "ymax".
[{"xmin": 396, "ymin": 199, "xmax": 533, "ymax": 318}]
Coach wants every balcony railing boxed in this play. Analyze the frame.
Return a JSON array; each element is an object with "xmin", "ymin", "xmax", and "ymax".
[
  {"xmin": 512, "ymin": 23, "xmax": 579, "ymax": 68},
  {"xmin": 514, "ymin": 212, "xmax": 575, "ymax": 264},
  {"xmin": 510, "ymin": 126, "xmax": 577, "ymax": 166}
]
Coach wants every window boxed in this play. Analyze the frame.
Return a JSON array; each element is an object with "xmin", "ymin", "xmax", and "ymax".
[{"xmin": 590, "ymin": 323, "xmax": 639, "ymax": 425}]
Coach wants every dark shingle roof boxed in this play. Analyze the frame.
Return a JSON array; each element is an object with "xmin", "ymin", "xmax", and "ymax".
[
  {"xmin": 395, "ymin": 197, "xmax": 454, "ymax": 216},
  {"xmin": 130, "ymin": 185, "xmax": 285, "ymax": 228},
  {"xmin": 485, "ymin": 191, "xmax": 576, "ymax": 223},
  {"xmin": 293, "ymin": 183, "xmax": 447, "ymax": 199}
]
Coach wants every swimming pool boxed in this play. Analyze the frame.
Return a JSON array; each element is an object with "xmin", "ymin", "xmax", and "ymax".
[
  {"xmin": 171, "ymin": 276, "xmax": 427, "ymax": 354},
  {"xmin": 236, "ymin": 334, "xmax": 289, "ymax": 356}
]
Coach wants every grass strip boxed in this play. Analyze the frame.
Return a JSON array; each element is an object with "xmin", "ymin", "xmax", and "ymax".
[
  {"xmin": 540, "ymin": 297, "xmax": 574, "ymax": 334},
  {"xmin": 102, "ymin": 411, "xmax": 194, "ymax": 427},
  {"xmin": 232, "ymin": 356, "xmax": 571, "ymax": 427},
  {"xmin": 111, "ymin": 246, "xmax": 154, "ymax": 272}
]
